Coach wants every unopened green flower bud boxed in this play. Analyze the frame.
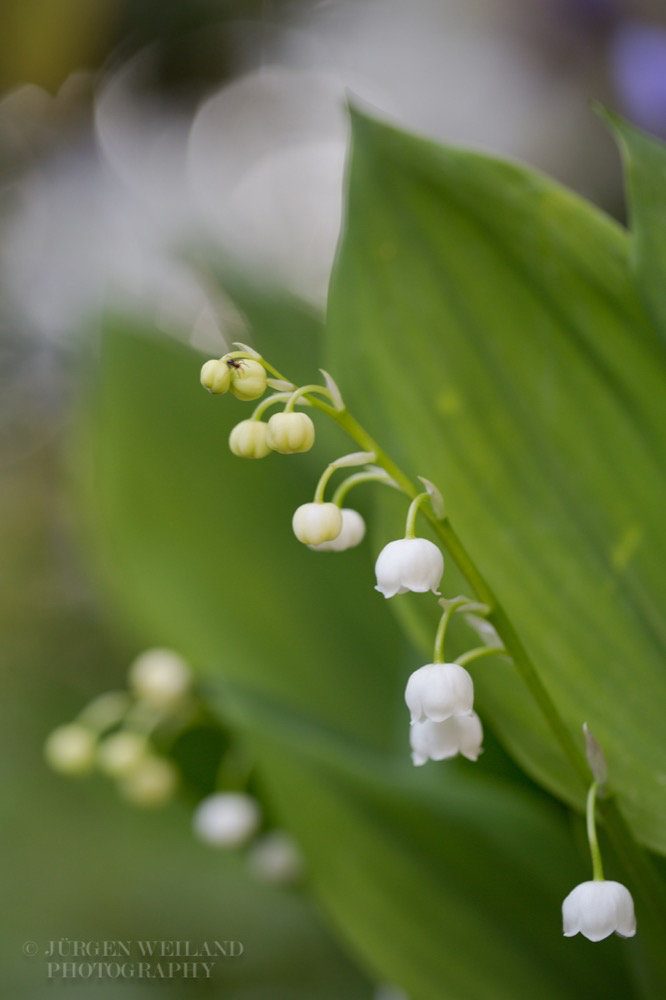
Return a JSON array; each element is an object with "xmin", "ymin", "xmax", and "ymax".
[
  {"xmin": 229, "ymin": 359, "xmax": 267, "ymax": 401},
  {"xmin": 119, "ymin": 756, "xmax": 178, "ymax": 807},
  {"xmin": 229, "ymin": 420, "xmax": 271, "ymax": 459},
  {"xmin": 266, "ymin": 412, "xmax": 315, "ymax": 454},
  {"xmin": 200, "ymin": 358, "xmax": 232, "ymax": 394},
  {"xmin": 44, "ymin": 723, "xmax": 96, "ymax": 775},
  {"xmin": 292, "ymin": 502, "xmax": 342, "ymax": 545},
  {"xmin": 97, "ymin": 731, "xmax": 149, "ymax": 777}
]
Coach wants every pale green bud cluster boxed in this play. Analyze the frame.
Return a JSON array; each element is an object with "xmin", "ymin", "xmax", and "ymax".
[
  {"xmin": 200, "ymin": 355, "xmax": 267, "ymax": 401},
  {"xmin": 44, "ymin": 647, "xmax": 194, "ymax": 808}
]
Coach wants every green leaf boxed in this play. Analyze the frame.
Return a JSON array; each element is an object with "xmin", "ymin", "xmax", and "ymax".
[
  {"xmin": 326, "ymin": 109, "xmax": 666, "ymax": 854},
  {"xmin": 229, "ymin": 688, "xmax": 637, "ymax": 1000},
  {"xmin": 77, "ymin": 316, "xmax": 644, "ymax": 998},
  {"xmin": 603, "ymin": 111, "xmax": 666, "ymax": 345}
]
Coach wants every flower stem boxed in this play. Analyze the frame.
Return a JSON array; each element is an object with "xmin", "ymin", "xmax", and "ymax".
[
  {"xmin": 331, "ymin": 469, "xmax": 397, "ymax": 507},
  {"xmin": 587, "ymin": 782, "xmax": 605, "ymax": 881},
  {"xmin": 456, "ymin": 645, "xmax": 506, "ymax": 668},
  {"xmin": 405, "ymin": 493, "xmax": 430, "ymax": 539},
  {"xmin": 314, "ymin": 462, "xmax": 340, "ymax": 504}
]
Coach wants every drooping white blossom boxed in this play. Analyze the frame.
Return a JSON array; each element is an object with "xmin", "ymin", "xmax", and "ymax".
[
  {"xmin": 410, "ymin": 713, "xmax": 483, "ymax": 765},
  {"xmin": 309, "ymin": 508, "xmax": 366, "ymax": 552},
  {"xmin": 405, "ymin": 663, "xmax": 474, "ymax": 723},
  {"xmin": 193, "ymin": 792, "xmax": 261, "ymax": 847},
  {"xmin": 292, "ymin": 502, "xmax": 342, "ymax": 545},
  {"xmin": 375, "ymin": 538, "xmax": 443, "ymax": 598},
  {"xmin": 562, "ymin": 880, "xmax": 636, "ymax": 942}
]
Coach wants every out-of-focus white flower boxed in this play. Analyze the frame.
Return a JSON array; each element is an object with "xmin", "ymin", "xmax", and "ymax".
[
  {"xmin": 292, "ymin": 502, "xmax": 342, "ymax": 545},
  {"xmin": 44, "ymin": 723, "xmax": 96, "ymax": 775},
  {"xmin": 405, "ymin": 663, "xmax": 474, "ymax": 723},
  {"xmin": 96, "ymin": 731, "xmax": 149, "ymax": 777},
  {"xmin": 410, "ymin": 713, "xmax": 483, "ymax": 765},
  {"xmin": 374, "ymin": 985, "xmax": 410, "ymax": 1000},
  {"xmin": 228, "ymin": 359, "xmax": 267, "ymax": 401},
  {"xmin": 562, "ymin": 880, "xmax": 636, "ymax": 942},
  {"xmin": 266, "ymin": 412, "xmax": 315, "ymax": 454},
  {"xmin": 309, "ymin": 508, "xmax": 366, "ymax": 552},
  {"xmin": 119, "ymin": 756, "xmax": 178, "ymax": 807},
  {"xmin": 193, "ymin": 792, "xmax": 261, "ymax": 847},
  {"xmin": 247, "ymin": 831, "xmax": 304, "ymax": 884},
  {"xmin": 128, "ymin": 649, "xmax": 190, "ymax": 709},
  {"xmin": 375, "ymin": 538, "xmax": 443, "ymax": 598},
  {"xmin": 229, "ymin": 419, "xmax": 271, "ymax": 459}
]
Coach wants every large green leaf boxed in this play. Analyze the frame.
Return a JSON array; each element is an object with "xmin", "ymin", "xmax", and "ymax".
[
  {"xmin": 326, "ymin": 110, "xmax": 666, "ymax": 853},
  {"xmin": 77, "ymin": 317, "xmax": 644, "ymax": 998},
  {"xmin": 606, "ymin": 113, "xmax": 666, "ymax": 345}
]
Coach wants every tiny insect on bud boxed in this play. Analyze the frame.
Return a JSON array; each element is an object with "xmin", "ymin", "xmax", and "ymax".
[
  {"xmin": 229, "ymin": 420, "xmax": 272, "ymax": 459},
  {"xmin": 266, "ymin": 412, "xmax": 315, "ymax": 454},
  {"xmin": 228, "ymin": 359, "xmax": 267, "ymax": 401},
  {"xmin": 200, "ymin": 358, "xmax": 232, "ymax": 394}
]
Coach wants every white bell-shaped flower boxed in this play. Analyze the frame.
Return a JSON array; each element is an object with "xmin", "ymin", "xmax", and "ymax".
[
  {"xmin": 410, "ymin": 713, "xmax": 483, "ymax": 765},
  {"xmin": 266, "ymin": 412, "xmax": 315, "ymax": 454},
  {"xmin": 375, "ymin": 538, "xmax": 443, "ymax": 598},
  {"xmin": 405, "ymin": 663, "xmax": 474, "ymax": 723},
  {"xmin": 229, "ymin": 419, "xmax": 271, "ymax": 458},
  {"xmin": 193, "ymin": 792, "xmax": 261, "ymax": 847},
  {"xmin": 292, "ymin": 502, "xmax": 342, "ymax": 545},
  {"xmin": 562, "ymin": 880, "xmax": 636, "ymax": 942},
  {"xmin": 309, "ymin": 508, "xmax": 366, "ymax": 552}
]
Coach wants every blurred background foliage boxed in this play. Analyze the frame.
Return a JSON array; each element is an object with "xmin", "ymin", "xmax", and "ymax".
[{"xmin": 4, "ymin": 1, "xmax": 666, "ymax": 998}]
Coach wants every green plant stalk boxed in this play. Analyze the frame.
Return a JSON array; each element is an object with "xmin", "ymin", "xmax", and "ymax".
[
  {"xmin": 303, "ymin": 397, "xmax": 666, "ymax": 922},
  {"xmin": 587, "ymin": 782, "xmax": 605, "ymax": 882}
]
